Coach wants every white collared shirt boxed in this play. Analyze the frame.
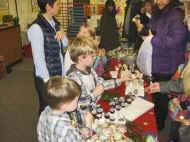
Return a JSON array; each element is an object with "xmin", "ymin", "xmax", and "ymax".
[{"xmin": 27, "ymin": 19, "xmax": 68, "ymax": 82}]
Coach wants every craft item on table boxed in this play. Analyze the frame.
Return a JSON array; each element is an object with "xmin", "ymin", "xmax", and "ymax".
[
  {"xmin": 107, "ymin": 47, "xmax": 128, "ymax": 59},
  {"xmin": 116, "ymin": 105, "xmax": 121, "ymax": 111},
  {"xmin": 110, "ymin": 70, "xmax": 118, "ymax": 78},
  {"xmin": 101, "ymin": 92, "xmax": 119, "ymax": 101},
  {"xmin": 121, "ymin": 102, "xmax": 126, "ymax": 108},
  {"xmin": 126, "ymin": 98, "xmax": 133, "ymax": 104},
  {"xmin": 110, "ymin": 108, "xmax": 115, "ymax": 114},
  {"xmin": 119, "ymin": 96, "xmax": 125, "ymax": 103},
  {"xmin": 89, "ymin": 123, "xmax": 133, "ymax": 142},
  {"xmin": 96, "ymin": 108, "xmax": 103, "ymax": 114},
  {"xmin": 109, "ymin": 101, "xmax": 116, "ymax": 106},
  {"xmin": 96, "ymin": 113, "xmax": 103, "ymax": 120},
  {"xmin": 125, "ymin": 79, "xmax": 144, "ymax": 97},
  {"xmin": 96, "ymin": 97, "xmax": 154, "ymax": 125},
  {"xmin": 104, "ymin": 112, "xmax": 110, "ymax": 119}
]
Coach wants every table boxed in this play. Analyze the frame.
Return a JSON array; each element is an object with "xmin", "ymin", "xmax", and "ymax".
[{"xmin": 99, "ymin": 58, "xmax": 158, "ymax": 137}]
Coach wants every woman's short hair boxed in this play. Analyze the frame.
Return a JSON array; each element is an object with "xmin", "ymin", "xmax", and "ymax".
[{"xmin": 37, "ymin": 0, "xmax": 57, "ymax": 13}]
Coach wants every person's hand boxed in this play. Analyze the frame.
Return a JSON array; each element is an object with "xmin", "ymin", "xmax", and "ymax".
[
  {"xmin": 145, "ymin": 82, "xmax": 161, "ymax": 94},
  {"xmin": 80, "ymin": 127, "xmax": 92, "ymax": 139},
  {"xmin": 84, "ymin": 112, "xmax": 94, "ymax": 129},
  {"xmin": 118, "ymin": 70, "xmax": 131, "ymax": 82},
  {"xmin": 133, "ymin": 18, "xmax": 144, "ymax": 32},
  {"xmin": 92, "ymin": 84, "xmax": 104, "ymax": 96},
  {"xmin": 55, "ymin": 30, "xmax": 65, "ymax": 41}
]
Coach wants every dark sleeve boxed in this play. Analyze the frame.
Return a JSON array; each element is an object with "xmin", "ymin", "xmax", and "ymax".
[{"xmin": 159, "ymin": 79, "xmax": 184, "ymax": 94}]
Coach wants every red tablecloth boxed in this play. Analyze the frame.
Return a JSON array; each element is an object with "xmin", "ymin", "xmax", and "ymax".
[{"xmin": 98, "ymin": 58, "xmax": 158, "ymax": 137}]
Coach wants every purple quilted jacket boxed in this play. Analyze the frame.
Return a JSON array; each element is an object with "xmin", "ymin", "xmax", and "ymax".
[{"xmin": 150, "ymin": 6, "xmax": 188, "ymax": 75}]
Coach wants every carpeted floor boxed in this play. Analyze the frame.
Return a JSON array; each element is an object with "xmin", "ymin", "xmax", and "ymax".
[
  {"xmin": 0, "ymin": 58, "xmax": 38, "ymax": 142},
  {"xmin": 0, "ymin": 58, "xmax": 170, "ymax": 142}
]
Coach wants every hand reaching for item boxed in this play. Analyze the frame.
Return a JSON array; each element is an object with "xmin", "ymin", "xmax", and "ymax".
[
  {"xmin": 145, "ymin": 82, "xmax": 160, "ymax": 94},
  {"xmin": 84, "ymin": 112, "xmax": 94, "ymax": 129},
  {"xmin": 92, "ymin": 84, "xmax": 104, "ymax": 97},
  {"xmin": 119, "ymin": 70, "xmax": 131, "ymax": 82}
]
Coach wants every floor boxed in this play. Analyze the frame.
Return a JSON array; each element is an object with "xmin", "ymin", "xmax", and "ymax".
[
  {"xmin": 0, "ymin": 58, "xmax": 38, "ymax": 142},
  {"xmin": 0, "ymin": 58, "xmax": 169, "ymax": 142}
]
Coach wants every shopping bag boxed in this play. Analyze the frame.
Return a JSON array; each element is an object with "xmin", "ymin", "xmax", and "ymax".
[{"xmin": 136, "ymin": 35, "xmax": 153, "ymax": 76}]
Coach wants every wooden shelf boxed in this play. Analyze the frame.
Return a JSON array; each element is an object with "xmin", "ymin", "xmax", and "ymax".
[{"xmin": 0, "ymin": 25, "xmax": 22, "ymax": 66}]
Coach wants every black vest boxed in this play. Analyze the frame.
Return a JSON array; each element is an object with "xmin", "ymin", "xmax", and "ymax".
[{"xmin": 34, "ymin": 15, "xmax": 63, "ymax": 77}]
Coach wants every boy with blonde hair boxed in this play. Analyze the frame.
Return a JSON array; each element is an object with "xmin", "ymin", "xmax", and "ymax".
[
  {"xmin": 64, "ymin": 22, "xmax": 98, "ymax": 75},
  {"xmin": 67, "ymin": 37, "xmax": 129, "ymax": 125},
  {"xmin": 37, "ymin": 76, "xmax": 92, "ymax": 142}
]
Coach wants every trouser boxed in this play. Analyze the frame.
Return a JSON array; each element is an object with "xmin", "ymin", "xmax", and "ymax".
[
  {"xmin": 152, "ymin": 73, "xmax": 173, "ymax": 130},
  {"xmin": 169, "ymin": 121, "xmax": 181, "ymax": 142},
  {"xmin": 34, "ymin": 74, "xmax": 47, "ymax": 114}
]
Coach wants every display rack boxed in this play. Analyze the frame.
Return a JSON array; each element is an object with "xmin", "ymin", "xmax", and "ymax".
[{"xmin": 56, "ymin": 0, "xmax": 73, "ymax": 33}]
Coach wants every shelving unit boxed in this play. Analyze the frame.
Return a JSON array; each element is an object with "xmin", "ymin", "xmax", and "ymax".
[{"xmin": 56, "ymin": 0, "xmax": 73, "ymax": 33}]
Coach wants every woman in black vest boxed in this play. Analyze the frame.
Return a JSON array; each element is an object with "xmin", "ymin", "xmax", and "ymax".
[{"xmin": 27, "ymin": 0, "xmax": 68, "ymax": 113}]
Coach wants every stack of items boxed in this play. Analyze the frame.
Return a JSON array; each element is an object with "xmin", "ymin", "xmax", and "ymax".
[
  {"xmin": 68, "ymin": 5, "xmax": 85, "ymax": 37},
  {"xmin": 56, "ymin": 0, "xmax": 73, "ymax": 33}
]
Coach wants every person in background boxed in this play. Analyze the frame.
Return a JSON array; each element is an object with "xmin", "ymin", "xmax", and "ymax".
[
  {"xmin": 133, "ymin": 0, "xmax": 154, "ymax": 49},
  {"xmin": 67, "ymin": 37, "xmax": 129, "ymax": 127},
  {"xmin": 64, "ymin": 22, "xmax": 100, "ymax": 75},
  {"xmin": 99, "ymin": 0, "xmax": 120, "ymax": 51},
  {"xmin": 37, "ymin": 76, "xmax": 93, "ymax": 142},
  {"xmin": 123, "ymin": 0, "xmax": 142, "ymax": 49},
  {"xmin": 138, "ymin": 0, "xmax": 188, "ymax": 131},
  {"xmin": 146, "ymin": 59, "xmax": 190, "ymax": 142},
  {"xmin": 27, "ymin": 0, "xmax": 68, "ymax": 113}
]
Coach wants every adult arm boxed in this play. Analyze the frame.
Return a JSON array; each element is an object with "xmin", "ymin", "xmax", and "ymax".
[
  {"xmin": 27, "ymin": 24, "xmax": 49, "ymax": 82},
  {"xmin": 159, "ymin": 79, "xmax": 184, "ymax": 94}
]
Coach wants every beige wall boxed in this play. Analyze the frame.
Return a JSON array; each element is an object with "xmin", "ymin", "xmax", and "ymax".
[{"xmin": 8, "ymin": 0, "xmax": 38, "ymax": 31}]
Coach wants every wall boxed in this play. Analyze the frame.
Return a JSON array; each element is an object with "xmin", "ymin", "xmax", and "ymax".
[{"xmin": 8, "ymin": 0, "xmax": 38, "ymax": 32}]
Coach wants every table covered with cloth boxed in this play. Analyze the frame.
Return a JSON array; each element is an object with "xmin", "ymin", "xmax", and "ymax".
[{"xmin": 98, "ymin": 58, "xmax": 158, "ymax": 138}]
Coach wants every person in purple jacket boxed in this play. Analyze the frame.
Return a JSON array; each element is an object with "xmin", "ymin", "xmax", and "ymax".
[{"xmin": 149, "ymin": 0, "xmax": 188, "ymax": 130}]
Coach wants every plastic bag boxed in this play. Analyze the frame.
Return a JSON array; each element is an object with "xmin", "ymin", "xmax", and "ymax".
[{"xmin": 136, "ymin": 36, "xmax": 153, "ymax": 76}]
